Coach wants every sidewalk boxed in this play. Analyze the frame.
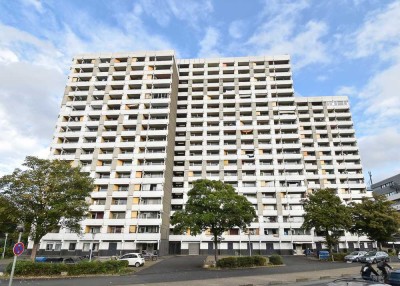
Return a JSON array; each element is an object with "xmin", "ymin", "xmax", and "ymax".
[{"xmin": 127, "ymin": 262, "xmax": 400, "ymax": 286}]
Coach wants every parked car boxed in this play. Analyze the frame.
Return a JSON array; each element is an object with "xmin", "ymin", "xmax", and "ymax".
[
  {"xmin": 387, "ymin": 269, "xmax": 400, "ymax": 286},
  {"xmin": 118, "ymin": 253, "xmax": 145, "ymax": 267},
  {"xmin": 344, "ymin": 251, "xmax": 367, "ymax": 262},
  {"xmin": 359, "ymin": 251, "xmax": 389, "ymax": 263},
  {"xmin": 35, "ymin": 257, "xmax": 64, "ymax": 263}
]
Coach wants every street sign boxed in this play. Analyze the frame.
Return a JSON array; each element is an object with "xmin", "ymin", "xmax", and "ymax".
[{"xmin": 13, "ymin": 242, "xmax": 24, "ymax": 256}]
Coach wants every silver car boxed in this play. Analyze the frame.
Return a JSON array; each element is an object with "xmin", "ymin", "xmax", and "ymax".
[
  {"xmin": 344, "ymin": 251, "xmax": 367, "ymax": 262},
  {"xmin": 359, "ymin": 251, "xmax": 389, "ymax": 264}
]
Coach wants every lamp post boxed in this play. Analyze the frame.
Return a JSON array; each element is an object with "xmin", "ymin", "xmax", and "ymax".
[
  {"xmin": 8, "ymin": 225, "xmax": 24, "ymax": 286},
  {"xmin": 247, "ymin": 231, "xmax": 252, "ymax": 257},
  {"xmin": 89, "ymin": 232, "xmax": 95, "ymax": 262},
  {"xmin": 2, "ymin": 233, "xmax": 8, "ymax": 259}
]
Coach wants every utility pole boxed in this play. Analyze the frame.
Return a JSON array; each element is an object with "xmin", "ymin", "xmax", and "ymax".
[{"xmin": 2, "ymin": 233, "xmax": 8, "ymax": 259}]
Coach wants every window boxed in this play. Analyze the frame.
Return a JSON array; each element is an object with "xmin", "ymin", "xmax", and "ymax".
[
  {"xmin": 46, "ymin": 243, "xmax": 54, "ymax": 251},
  {"xmin": 111, "ymin": 212, "xmax": 126, "ymax": 219},
  {"xmin": 54, "ymin": 243, "xmax": 62, "ymax": 251},
  {"xmin": 109, "ymin": 226, "xmax": 124, "ymax": 233},
  {"xmin": 91, "ymin": 212, "xmax": 104, "ymax": 219},
  {"xmin": 83, "ymin": 243, "xmax": 90, "ymax": 252},
  {"xmin": 68, "ymin": 243, "xmax": 76, "ymax": 251},
  {"xmin": 88, "ymin": 226, "xmax": 101, "ymax": 233},
  {"xmin": 138, "ymin": 226, "xmax": 159, "ymax": 233}
]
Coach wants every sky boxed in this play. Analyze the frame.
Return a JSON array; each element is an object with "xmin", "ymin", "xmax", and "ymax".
[{"xmin": 0, "ymin": 0, "xmax": 399, "ymax": 184}]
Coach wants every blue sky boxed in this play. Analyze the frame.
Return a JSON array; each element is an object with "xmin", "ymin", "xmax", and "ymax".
[{"xmin": 0, "ymin": 0, "xmax": 399, "ymax": 183}]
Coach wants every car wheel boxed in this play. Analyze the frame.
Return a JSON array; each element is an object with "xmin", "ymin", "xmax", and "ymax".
[{"xmin": 135, "ymin": 262, "xmax": 140, "ymax": 267}]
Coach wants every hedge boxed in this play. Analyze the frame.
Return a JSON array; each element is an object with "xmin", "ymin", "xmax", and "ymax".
[
  {"xmin": 269, "ymin": 254, "xmax": 283, "ymax": 265},
  {"xmin": 217, "ymin": 256, "xmax": 267, "ymax": 268},
  {"xmin": 330, "ymin": 253, "xmax": 347, "ymax": 262},
  {"xmin": 0, "ymin": 247, "xmax": 14, "ymax": 258},
  {"xmin": 5, "ymin": 260, "xmax": 129, "ymax": 277}
]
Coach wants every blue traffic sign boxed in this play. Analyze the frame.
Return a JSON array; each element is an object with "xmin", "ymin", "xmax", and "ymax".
[{"xmin": 13, "ymin": 242, "xmax": 24, "ymax": 256}]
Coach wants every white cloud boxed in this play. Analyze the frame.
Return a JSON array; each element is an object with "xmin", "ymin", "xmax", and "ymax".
[
  {"xmin": 21, "ymin": 0, "xmax": 44, "ymax": 13},
  {"xmin": 0, "ymin": 48, "xmax": 19, "ymax": 63},
  {"xmin": 197, "ymin": 27, "xmax": 221, "ymax": 58},
  {"xmin": 349, "ymin": 1, "xmax": 400, "ymax": 59},
  {"xmin": 135, "ymin": 0, "xmax": 213, "ymax": 29},
  {"xmin": 333, "ymin": 1, "xmax": 400, "ymax": 181},
  {"xmin": 358, "ymin": 128, "xmax": 400, "ymax": 182},
  {"xmin": 244, "ymin": 1, "xmax": 329, "ymax": 69},
  {"xmin": 228, "ymin": 20, "xmax": 244, "ymax": 39},
  {"xmin": 358, "ymin": 62, "xmax": 400, "ymax": 123},
  {"xmin": 336, "ymin": 86, "xmax": 357, "ymax": 97},
  {"xmin": 0, "ymin": 3, "xmax": 178, "ymax": 175}
]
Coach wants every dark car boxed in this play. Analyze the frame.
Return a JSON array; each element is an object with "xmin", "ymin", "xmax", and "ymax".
[{"xmin": 387, "ymin": 270, "xmax": 400, "ymax": 286}]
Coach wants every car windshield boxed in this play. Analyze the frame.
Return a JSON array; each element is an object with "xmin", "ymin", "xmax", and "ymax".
[
  {"xmin": 138, "ymin": 254, "xmax": 143, "ymax": 258},
  {"xmin": 390, "ymin": 273, "xmax": 400, "ymax": 280},
  {"xmin": 349, "ymin": 251, "xmax": 359, "ymax": 255},
  {"xmin": 366, "ymin": 251, "xmax": 376, "ymax": 256}
]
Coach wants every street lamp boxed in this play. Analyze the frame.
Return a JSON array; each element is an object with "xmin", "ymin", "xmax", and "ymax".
[
  {"xmin": 8, "ymin": 225, "xmax": 24, "ymax": 286},
  {"xmin": 247, "ymin": 230, "xmax": 254, "ymax": 256},
  {"xmin": 89, "ymin": 232, "xmax": 95, "ymax": 262},
  {"xmin": 2, "ymin": 233, "xmax": 8, "ymax": 259}
]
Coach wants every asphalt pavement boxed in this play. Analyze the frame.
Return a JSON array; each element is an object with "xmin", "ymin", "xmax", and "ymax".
[{"xmin": 1, "ymin": 255, "xmax": 398, "ymax": 286}]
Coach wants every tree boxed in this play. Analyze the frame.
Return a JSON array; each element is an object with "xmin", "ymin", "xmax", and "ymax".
[
  {"xmin": 0, "ymin": 196, "xmax": 19, "ymax": 235},
  {"xmin": 170, "ymin": 179, "xmax": 257, "ymax": 262},
  {"xmin": 302, "ymin": 189, "xmax": 352, "ymax": 254},
  {"xmin": 0, "ymin": 156, "xmax": 94, "ymax": 260},
  {"xmin": 350, "ymin": 194, "xmax": 400, "ymax": 250}
]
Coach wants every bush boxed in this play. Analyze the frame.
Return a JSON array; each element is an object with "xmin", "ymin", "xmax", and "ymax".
[
  {"xmin": 6, "ymin": 260, "xmax": 129, "ymax": 277},
  {"xmin": 331, "ymin": 253, "xmax": 347, "ymax": 262},
  {"xmin": 0, "ymin": 247, "xmax": 14, "ymax": 258},
  {"xmin": 269, "ymin": 254, "xmax": 283, "ymax": 265},
  {"xmin": 217, "ymin": 256, "xmax": 267, "ymax": 268},
  {"xmin": 237, "ymin": 256, "xmax": 254, "ymax": 267},
  {"xmin": 253, "ymin": 255, "xmax": 267, "ymax": 266},
  {"xmin": 6, "ymin": 261, "xmax": 67, "ymax": 276},
  {"xmin": 217, "ymin": 257, "xmax": 237, "ymax": 268}
]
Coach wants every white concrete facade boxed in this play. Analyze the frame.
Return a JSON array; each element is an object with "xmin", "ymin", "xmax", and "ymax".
[{"xmin": 39, "ymin": 50, "xmax": 371, "ymax": 256}]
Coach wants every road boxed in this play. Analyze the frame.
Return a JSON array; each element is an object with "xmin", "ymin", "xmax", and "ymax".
[{"xmin": 0, "ymin": 255, "xmax": 362, "ymax": 286}]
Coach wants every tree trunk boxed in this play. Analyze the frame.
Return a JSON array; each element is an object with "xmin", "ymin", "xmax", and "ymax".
[
  {"xmin": 325, "ymin": 230, "xmax": 334, "ymax": 262},
  {"xmin": 214, "ymin": 234, "xmax": 218, "ymax": 265},
  {"xmin": 30, "ymin": 243, "xmax": 38, "ymax": 262}
]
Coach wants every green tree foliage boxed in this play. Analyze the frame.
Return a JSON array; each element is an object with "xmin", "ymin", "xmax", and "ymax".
[
  {"xmin": 0, "ymin": 195, "xmax": 19, "ymax": 235},
  {"xmin": 0, "ymin": 156, "xmax": 94, "ymax": 260},
  {"xmin": 350, "ymin": 194, "xmax": 400, "ymax": 249},
  {"xmin": 170, "ymin": 179, "xmax": 256, "ymax": 262},
  {"xmin": 301, "ymin": 189, "xmax": 351, "ymax": 254}
]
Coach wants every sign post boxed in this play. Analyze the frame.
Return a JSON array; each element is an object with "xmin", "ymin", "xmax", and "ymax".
[{"xmin": 8, "ymin": 225, "xmax": 24, "ymax": 286}]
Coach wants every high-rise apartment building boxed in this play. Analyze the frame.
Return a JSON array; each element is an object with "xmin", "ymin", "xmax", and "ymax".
[
  {"xmin": 372, "ymin": 173, "xmax": 400, "ymax": 211},
  {"xmin": 38, "ymin": 50, "xmax": 371, "ymax": 256}
]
